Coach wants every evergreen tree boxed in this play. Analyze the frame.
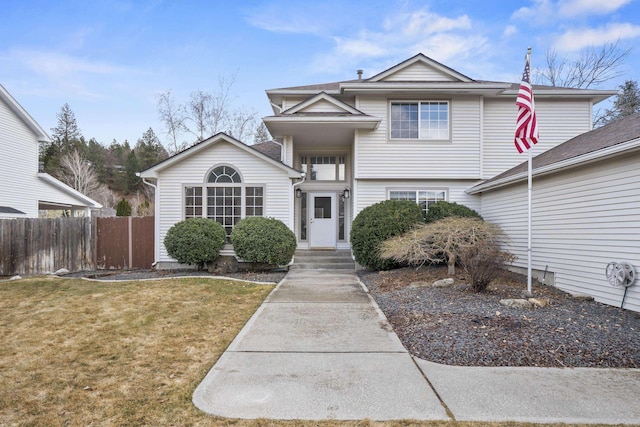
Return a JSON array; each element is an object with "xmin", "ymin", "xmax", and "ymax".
[
  {"xmin": 597, "ymin": 80, "xmax": 640, "ymax": 126},
  {"xmin": 116, "ymin": 198, "xmax": 132, "ymax": 216},
  {"xmin": 135, "ymin": 128, "xmax": 168, "ymax": 171},
  {"xmin": 124, "ymin": 150, "xmax": 140, "ymax": 194},
  {"xmin": 42, "ymin": 103, "xmax": 84, "ymax": 175},
  {"xmin": 50, "ymin": 103, "xmax": 82, "ymax": 146}
]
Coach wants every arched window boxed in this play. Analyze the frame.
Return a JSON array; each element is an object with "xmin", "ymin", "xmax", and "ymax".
[
  {"xmin": 207, "ymin": 165, "xmax": 241, "ymax": 183},
  {"xmin": 184, "ymin": 164, "xmax": 263, "ymax": 240}
]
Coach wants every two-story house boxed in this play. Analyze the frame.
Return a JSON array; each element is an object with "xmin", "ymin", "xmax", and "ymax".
[
  {"xmin": 140, "ymin": 53, "xmax": 614, "ymax": 266},
  {"xmin": 0, "ymin": 84, "xmax": 102, "ymax": 218}
]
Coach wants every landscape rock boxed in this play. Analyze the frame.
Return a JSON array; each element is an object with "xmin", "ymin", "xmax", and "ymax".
[
  {"xmin": 409, "ymin": 278, "xmax": 454, "ymax": 288},
  {"xmin": 208, "ymin": 256, "xmax": 238, "ymax": 274},
  {"xmin": 432, "ymin": 278, "xmax": 454, "ymax": 288},
  {"xmin": 9, "ymin": 275, "xmax": 22, "ymax": 281},
  {"xmin": 529, "ymin": 297, "xmax": 551, "ymax": 308},
  {"xmin": 54, "ymin": 268, "xmax": 70, "ymax": 275},
  {"xmin": 409, "ymin": 281, "xmax": 431, "ymax": 288},
  {"xmin": 499, "ymin": 298, "xmax": 533, "ymax": 309}
]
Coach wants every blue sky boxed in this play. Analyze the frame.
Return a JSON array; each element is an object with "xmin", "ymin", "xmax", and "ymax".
[{"xmin": 2, "ymin": 0, "xmax": 639, "ymax": 146}]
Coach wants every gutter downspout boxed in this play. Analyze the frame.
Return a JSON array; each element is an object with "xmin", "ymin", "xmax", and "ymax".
[{"xmin": 141, "ymin": 176, "xmax": 159, "ymax": 268}]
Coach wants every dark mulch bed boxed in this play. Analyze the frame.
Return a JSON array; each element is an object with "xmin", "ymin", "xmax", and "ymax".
[{"xmin": 359, "ymin": 266, "xmax": 640, "ymax": 368}]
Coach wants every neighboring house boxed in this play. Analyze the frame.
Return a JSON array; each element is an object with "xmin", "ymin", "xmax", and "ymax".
[
  {"xmin": 141, "ymin": 54, "xmax": 617, "ymax": 285},
  {"xmin": 468, "ymin": 112, "xmax": 640, "ymax": 312},
  {"xmin": 0, "ymin": 84, "xmax": 102, "ymax": 218}
]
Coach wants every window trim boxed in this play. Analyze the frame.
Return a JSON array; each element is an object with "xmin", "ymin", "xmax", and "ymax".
[
  {"xmin": 299, "ymin": 153, "xmax": 347, "ymax": 182},
  {"xmin": 389, "ymin": 100, "xmax": 451, "ymax": 141},
  {"xmin": 387, "ymin": 188, "xmax": 448, "ymax": 216},
  {"xmin": 182, "ymin": 163, "xmax": 265, "ymax": 238}
]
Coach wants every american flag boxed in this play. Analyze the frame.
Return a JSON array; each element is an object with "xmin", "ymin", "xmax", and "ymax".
[{"xmin": 514, "ymin": 51, "xmax": 538, "ymax": 153}]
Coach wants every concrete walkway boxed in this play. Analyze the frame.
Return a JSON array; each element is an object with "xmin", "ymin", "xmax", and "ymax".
[{"xmin": 193, "ymin": 269, "xmax": 640, "ymax": 423}]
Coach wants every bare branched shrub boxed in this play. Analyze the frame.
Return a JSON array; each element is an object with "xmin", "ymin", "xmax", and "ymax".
[
  {"xmin": 459, "ymin": 242, "xmax": 516, "ymax": 292},
  {"xmin": 380, "ymin": 217, "xmax": 511, "ymax": 276}
]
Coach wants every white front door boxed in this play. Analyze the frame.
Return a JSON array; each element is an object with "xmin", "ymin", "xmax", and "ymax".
[{"xmin": 309, "ymin": 192, "xmax": 336, "ymax": 249}]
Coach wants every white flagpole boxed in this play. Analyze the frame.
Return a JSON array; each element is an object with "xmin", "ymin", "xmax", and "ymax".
[{"xmin": 527, "ymin": 146, "xmax": 532, "ymax": 294}]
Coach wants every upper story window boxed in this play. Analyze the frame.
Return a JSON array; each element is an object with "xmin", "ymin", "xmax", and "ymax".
[
  {"xmin": 300, "ymin": 155, "xmax": 346, "ymax": 181},
  {"xmin": 390, "ymin": 101, "xmax": 449, "ymax": 140}
]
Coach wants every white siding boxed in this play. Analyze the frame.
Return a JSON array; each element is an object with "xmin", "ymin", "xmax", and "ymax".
[
  {"xmin": 380, "ymin": 62, "xmax": 458, "ymax": 82},
  {"xmin": 355, "ymin": 96, "xmax": 481, "ymax": 179},
  {"xmin": 480, "ymin": 152, "xmax": 640, "ymax": 312},
  {"xmin": 355, "ymin": 179, "xmax": 481, "ymax": 218},
  {"xmin": 482, "ymin": 99, "xmax": 592, "ymax": 178},
  {"xmin": 0, "ymin": 99, "xmax": 41, "ymax": 217},
  {"xmin": 156, "ymin": 141, "xmax": 293, "ymax": 263}
]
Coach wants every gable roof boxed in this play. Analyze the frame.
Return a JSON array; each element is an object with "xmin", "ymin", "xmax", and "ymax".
[
  {"xmin": 367, "ymin": 53, "xmax": 473, "ymax": 83},
  {"xmin": 139, "ymin": 132, "xmax": 302, "ymax": 179},
  {"xmin": 0, "ymin": 84, "xmax": 51, "ymax": 143},
  {"xmin": 283, "ymin": 92, "xmax": 365, "ymax": 115},
  {"xmin": 468, "ymin": 112, "xmax": 640, "ymax": 194},
  {"xmin": 266, "ymin": 54, "xmax": 616, "ymax": 104}
]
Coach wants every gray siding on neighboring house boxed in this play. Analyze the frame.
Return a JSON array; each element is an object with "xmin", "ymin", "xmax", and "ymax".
[
  {"xmin": 155, "ymin": 141, "xmax": 293, "ymax": 264},
  {"xmin": 480, "ymin": 152, "xmax": 640, "ymax": 312}
]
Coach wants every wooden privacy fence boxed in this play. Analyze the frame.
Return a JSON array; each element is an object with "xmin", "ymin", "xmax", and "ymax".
[
  {"xmin": 0, "ymin": 216, "xmax": 154, "ymax": 276},
  {"xmin": 95, "ymin": 216, "xmax": 154, "ymax": 270}
]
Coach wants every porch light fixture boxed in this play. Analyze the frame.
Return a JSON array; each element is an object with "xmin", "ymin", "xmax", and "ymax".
[
  {"xmin": 295, "ymin": 188, "xmax": 302, "ymax": 198},
  {"xmin": 342, "ymin": 188, "xmax": 350, "ymax": 199}
]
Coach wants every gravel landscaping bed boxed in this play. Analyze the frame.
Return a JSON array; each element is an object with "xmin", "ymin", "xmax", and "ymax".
[{"xmin": 359, "ymin": 266, "xmax": 640, "ymax": 368}]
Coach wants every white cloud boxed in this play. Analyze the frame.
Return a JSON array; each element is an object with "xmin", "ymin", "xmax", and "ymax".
[
  {"xmin": 554, "ymin": 22, "xmax": 640, "ymax": 50},
  {"xmin": 511, "ymin": 0, "xmax": 555, "ymax": 23},
  {"xmin": 503, "ymin": 25, "xmax": 518, "ymax": 37},
  {"xmin": 512, "ymin": 0, "xmax": 631, "ymax": 23},
  {"xmin": 4, "ymin": 49, "xmax": 139, "ymax": 99},
  {"xmin": 558, "ymin": 0, "xmax": 632, "ymax": 17},
  {"xmin": 307, "ymin": 7, "xmax": 485, "ymax": 76}
]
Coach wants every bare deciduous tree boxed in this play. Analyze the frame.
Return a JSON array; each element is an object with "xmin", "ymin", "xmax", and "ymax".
[
  {"xmin": 58, "ymin": 150, "xmax": 117, "ymax": 209},
  {"xmin": 157, "ymin": 90, "xmax": 187, "ymax": 154},
  {"xmin": 157, "ymin": 74, "xmax": 259, "ymax": 151},
  {"xmin": 58, "ymin": 150, "xmax": 102, "ymax": 197},
  {"xmin": 535, "ymin": 41, "xmax": 630, "ymax": 89}
]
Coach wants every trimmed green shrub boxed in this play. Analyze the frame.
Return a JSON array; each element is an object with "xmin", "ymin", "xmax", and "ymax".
[
  {"xmin": 424, "ymin": 201, "xmax": 482, "ymax": 223},
  {"xmin": 350, "ymin": 200, "xmax": 424, "ymax": 271},
  {"xmin": 116, "ymin": 198, "xmax": 132, "ymax": 217},
  {"xmin": 231, "ymin": 217, "xmax": 296, "ymax": 266},
  {"xmin": 164, "ymin": 218, "xmax": 226, "ymax": 270}
]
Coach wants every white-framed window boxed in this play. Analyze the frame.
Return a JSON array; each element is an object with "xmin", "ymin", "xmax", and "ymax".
[
  {"xmin": 184, "ymin": 165, "xmax": 264, "ymax": 238},
  {"xmin": 389, "ymin": 190, "xmax": 446, "ymax": 216},
  {"xmin": 390, "ymin": 101, "xmax": 449, "ymax": 140},
  {"xmin": 300, "ymin": 155, "xmax": 346, "ymax": 181}
]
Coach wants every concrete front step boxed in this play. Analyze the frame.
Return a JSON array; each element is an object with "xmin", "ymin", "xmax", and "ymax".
[
  {"xmin": 291, "ymin": 262, "xmax": 355, "ymax": 270},
  {"xmin": 292, "ymin": 250, "xmax": 355, "ymax": 270}
]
